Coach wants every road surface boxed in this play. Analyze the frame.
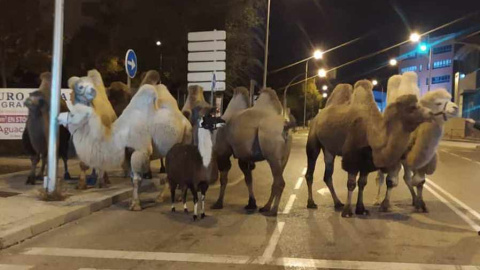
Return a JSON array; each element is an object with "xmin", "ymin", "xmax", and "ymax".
[{"xmin": 1, "ymin": 133, "xmax": 480, "ymax": 270}]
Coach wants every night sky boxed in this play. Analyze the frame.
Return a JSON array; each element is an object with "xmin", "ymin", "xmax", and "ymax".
[{"xmin": 267, "ymin": 0, "xmax": 480, "ymax": 89}]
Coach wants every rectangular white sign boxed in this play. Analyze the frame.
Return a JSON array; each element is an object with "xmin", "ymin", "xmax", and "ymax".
[
  {"xmin": 188, "ymin": 51, "xmax": 226, "ymax": 62},
  {"xmin": 188, "ymin": 61, "xmax": 226, "ymax": 72},
  {"xmin": 188, "ymin": 82, "xmax": 226, "ymax": 91},
  {"xmin": 0, "ymin": 88, "xmax": 72, "ymax": 140},
  {"xmin": 188, "ymin": 41, "xmax": 226, "ymax": 52},
  {"xmin": 188, "ymin": 30, "xmax": 226, "ymax": 42},
  {"xmin": 188, "ymin": 72, "xmax": 226, "ymax": 82}
]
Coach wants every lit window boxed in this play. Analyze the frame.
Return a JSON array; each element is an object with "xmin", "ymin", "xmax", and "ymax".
[
  {"xmin": 400, "ymin": 66, "xmax": 417, "ymax": 74},
  {"xmin": 431, "ymin": 75, "xmax": 451, "ymax": 84},
  {"xmin": 433, "ymin": 45, "xmax": 452, "ymax": 54},
  {"xmin": 433, "ymin": 59, "xmax": 451, "ymax": 69}
]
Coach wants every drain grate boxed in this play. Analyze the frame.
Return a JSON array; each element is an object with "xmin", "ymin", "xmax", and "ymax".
[{"xmin": 0, "ymin": 191, "xmax": 20, "ymax": 198}]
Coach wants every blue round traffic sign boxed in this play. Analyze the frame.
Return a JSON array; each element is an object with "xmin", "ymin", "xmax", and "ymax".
[{"xmin": 125, "ymin": 49, "xmax": 137, "ymax": 78}]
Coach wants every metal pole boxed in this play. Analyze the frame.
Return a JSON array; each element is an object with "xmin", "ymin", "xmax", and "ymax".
[
  {"xmin": 427, "ymin": 37, "xmax": 433, "ymax": 92},
  {"xmin": 283, "ymin": 73, "xmax": 304, "ymax": 117},
  {"xmin": 262, "ymin": 0, "xmax": 271, "ymax": 89},
  {"xmin": 303, "ymin": 60, "xmax": 309, "ymax": 128},
  {"xmin": 45, "ymin": 0, "xmax": 64, "ymax": 193},
  {"xmin": 211, "ymin": 29, "xmax": 217, "ymax": 106},
  {"xmin": 127, "ymin": 76, "xmax": 131, "ymax": 89},
  {"xmin": 249, "ymin": 80, "xmax": 255, "ymax": 107}
]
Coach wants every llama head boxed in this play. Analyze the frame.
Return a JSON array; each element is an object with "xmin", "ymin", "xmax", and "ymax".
[
  {"xmin": 68, "ymin": 76, "xmax": 97, "ymax": 106},
  {"xmin": 420, "ymin": 88, "xmax": 459, "ymax": 121},
  {"xmin": 384, "ymin": 94, "xmax": 433, "ymax": 132}
]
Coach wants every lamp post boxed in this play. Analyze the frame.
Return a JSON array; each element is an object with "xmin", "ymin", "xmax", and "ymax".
[
  {"xmin": 283, "ymin": 73, "xmax": 304, "ymax": 117},
  {"xmin": 303, "ymin": 50, "xmax": 323, "ymax": 127},
  {"xmin": 262, "ymin": 0, "xmax": 272, "ymax": 88},
  {"xmin": 411, "ymin": 32, "xmax": 433, "ymax": 91},
  {"xmin": 156, "ymin": 40, "xmax": 163, "ymax": 75}
]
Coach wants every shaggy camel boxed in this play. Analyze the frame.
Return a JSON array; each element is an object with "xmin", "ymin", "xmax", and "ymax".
[
  {"xmin": 306, "ymin": 78, "xmax": 433, "ymax": 217},
  {"xmin": 376, "ymin": 88, "xmax": 459, "ymax": 212},
  {"xmin": 68, "ymin": 69, "xmax": 118, "ymax": 189},
  {"xmin": 212, "ymin": 87, "xmax": 292, "ymax": 216},
  {"xmin": 23, "ymin": 72, "xmax": 71, "ymax": 184},
  {"xmin": 166, "ymin": 106, "xmax": 225, "ymax": 220}
]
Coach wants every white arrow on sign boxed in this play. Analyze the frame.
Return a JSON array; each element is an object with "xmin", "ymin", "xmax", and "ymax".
[
  {"xmin": 188, "ymin": 61, "xmax": 226, "ymax": 72},
  {"xmin": 188, "ymin": 72, "xmax": 226, "ymax": 82},
  {"xmin": 188, "ymin": 82, "xmax": 226, "ymax": 91},
  {"xmin": 127, "ymin": 59, "xmax": 136, "ymax": 70}
]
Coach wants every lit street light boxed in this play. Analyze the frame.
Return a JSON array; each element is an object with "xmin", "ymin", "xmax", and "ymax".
[
  {"xmin": 322, "ymin": 93, "xmax": 328, "ymax": 98},
  {"xmin": 318, "ymin": 68, "xmax": 327, "ymax": 78},
  {"xmin": 419, "ymin": 43, "xmax": 428, "ymax": 52},
  {"xmin": 156, "ymin": 41, "xmax": 162, "ymax": 46},
  {"xmin": 322, "ymin": 85, "xmax": 328, "ymax": 91},
  {"xmin": 372, "ymin": 79, "xmax": 378, "ymax": 86},
  {"xmin": 313, "ymin": 50, "xmax": 323, "ymax": 60},
  {"xmin": 389, "ymin": 59, "xmax": 398, "ymax": 66},
  {"xmin": 410, "ymin": 32, "xmax": 421, "ymax": 42}
]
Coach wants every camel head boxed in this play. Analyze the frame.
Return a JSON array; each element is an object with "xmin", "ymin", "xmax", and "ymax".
[
  {"xmin": 384, "ymin": 94, "xmax": 433, "ymax": 132},
  {"xmin": 140, "ymin": 70, "xmax": 161, "ymax": 86},
  {"xmin": 68, "ymin": 76, "xmax": 97, "ymax": 106},
  {"xmin": 420, "ymin": 88, "xmax": 459, "ymax": 122},
  {"xmin": 24, "ymin": 91, "xmax": 48, "ymax": 113}
]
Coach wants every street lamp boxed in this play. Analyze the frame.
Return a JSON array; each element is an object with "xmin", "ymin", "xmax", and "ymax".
[
  {"xmin": 303, "ymin": 50, "xmax": 323, "ymax": 127},
  {"xmin": 156, "ymin": 40, "xmax": 162, "ymax": 46},
  {"xmin": 410, "ymin": 32, "xmax": 421, "ymax": 42},
  {"xmin": 389, "ymin": 59, "xmax": 398, "ymax": 66},
  {"xmin": 155, "ymin": 40, "xmax": 163, "ymax": 74},
  {"xmin": 322, "ymin": 85, "xmax": 328, "ymax": 91},
  {"xmin": 318, "ymin": 68, "xmax": 327, "ymax": 78},
  {"xmin": 322, "ymin": 93, "xmax": 328, "ymax": 98},
  {"xmin": 372, "ymin": 79, "xmax": 378, "ymax": 86},
  {"xmin": 313, "ymin": 50, "xmax": 323, "ymax": 60}
]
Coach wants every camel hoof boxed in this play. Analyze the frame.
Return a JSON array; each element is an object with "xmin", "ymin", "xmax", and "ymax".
[
  {"xmin": 211, "ymin": 201, "xmax": 224, "ymax": 209},
  {"xmin": 259, "ymin": 206, "xmax": 271, "ymax": 213},
  {"xmin": 355, "ymin": 207, "xmax": 369, "ymax": 216},
  {"xmin": 373, "ymin": 199, "xmax": 381, "ymax": 206},
  {"xmin": 63, "ymin": 172, "xmax": 72, "ymax": 180},
  {"xmin": 244, "ymin": 198, "xmax": 257, "ymax": 211},
  {"xmin": 129, "ymin": 200, "xmax": 142, "ymax": 211},
  {"xmin": 26, "ymin": 176, "xmax": 36, "ymax": 185},
  {"xmin": 341, "ymin": 206, "xmax": 353, "ymax": 218},
  {"xmin": 171, "ymin": 207, "xmax": 176, "ymax": 212},
  {"xmin": 260, "ymin": 211, "xmax": 277, "ymax": 217},
  {"xmin": 193, "ymin": 215, "xmax": 198, "ymax": 221},
  {"xmin": 143, "ymin": 172, "xmax": 152, "ymax": 179},
  {"xmin": 184, "ymin": 209, "xmax": 189, "ymax": 213},
  {"xmin": 379, "ymin": 200, "xmax": 390, "ymax": 212},
  {"xmin": 159, "ymin": 167, "xmax": 166, "ymax": 174},
  {"xmin": 201, "ymin": 213, "xmax": 206, "ymax": 219},
  {"xmin": 307, "ymin": 200, "xmax": 318, "ymax": 209},
  {"xmin": 160, "ymin": 178, "xmax": 166, "ymax": 185},
  {"xmin": 415, "ymin": 200, "xmax": 428, "ymax": 213}
]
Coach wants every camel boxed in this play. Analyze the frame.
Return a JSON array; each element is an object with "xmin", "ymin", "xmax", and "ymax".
[
  {"xmin": 305, "ymin": 76, "xmax": 433, "ymax": 217},
  {"xmin": 23, "ymin": 72, "xmax": 71, "ymax": 184},
  {"xmin": 375, "ymin": 88, "xmax": 459, "ymax": 212},
  {"xmin": 107, "ymin": 81, "xmax": 132, "ymax": 117},
  {"xmin": 211, "ymin": 87, "xmax": 293, "ymax": 216},
  {"xmin": 68, "ymin": 69, "xmax": 118, "ymax": 189},
  {"xmin": 182, "ymin": 85, "xmax": 210, "ymax": 124}
]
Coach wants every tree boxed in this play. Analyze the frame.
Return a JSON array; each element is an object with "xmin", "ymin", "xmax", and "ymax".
[{"xmin": 0, "ymin": 0, "xmax": 52, "ymax": 87}]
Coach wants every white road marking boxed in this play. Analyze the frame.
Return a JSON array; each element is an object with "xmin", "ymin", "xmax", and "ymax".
[
  {"xmin": 294, "ymin": 177, "xmax": 303, "ymax": 190},
  {"xmin": 210, "ymin": 176, "xmax": 244, "ymax": 189},
  {"xmin": 427, "ymin": 179, "xmax": 480, "ymax": 221},
  {"xmin": 22, "ymin": 247, "xmax": 480, "ymax": 270},
  {"xmin": 282, "ymin": 195, "xmax": 296, "ymax": 214},
  {"xmin": 0, "ymin": 265, "xmax": 33, "ymax": 270},
  {"xmin": 302, "ymin": 167, "xmax": 307, "ymax": 175},
  {"xmin": 317, "ymin": 187, "xmax": 330, "ymax": 196},
  {"xmin": 461, "ymin": 156, "xmax": 471, "ymax": 162},
  {"xmin": 425, "ymin": 184, "xmax": 480, "ymax": 232}
]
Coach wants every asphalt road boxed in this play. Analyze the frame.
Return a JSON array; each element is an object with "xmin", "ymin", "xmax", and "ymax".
[{"xmin": 1, "ymin": 133, "xmax": 480, "ymax": 270}]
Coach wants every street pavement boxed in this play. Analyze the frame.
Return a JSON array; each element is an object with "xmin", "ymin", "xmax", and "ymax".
[{"xmin": 0, "ymin": 132, "xmax": 480, "ymax": 269}]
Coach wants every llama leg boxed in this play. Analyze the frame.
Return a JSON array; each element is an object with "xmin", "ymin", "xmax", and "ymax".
[
  {"xmin": 170, "ymin": 183, "xmax": 176, "ymax": 212},
  {"xmin": 27, "ymin": 154, "xmax": 39, "ymax": 185},
  {"xmin": 239, "ymin": 160, "xmax": 257, "ymax": 211},
  {"xmin": 403, "ymin": 166, "xmax": 417, "ymax": 206},
  {"xmin": 414, "ymin": 172, "xmax": 428, "ymax": 213},
  {"xmin": 355, "ymin": 173, "xmax": 369, "ymax": 215},
  {"xmin": 212, "ymin": 156, "xmax": 231, "ymax": 209},
  {"xmin": 374, "ymin": 171, "xmax": 385, "ymax": 205},
  {"xmin": 260, "ymin": 160, "xmax": 285, "ymax": 216},
  {"xmin": 182, "ymin": 187, "xmax": 188, "ymax": 213},
  {"xmin": 341, "ymin": 173, "xmax": 357, "ymax": 218},
  {"xmin": 324, "ymin": 152, "xmax": 343, "ymax": 209},
  {"xmin": 78, "ymin": 162, "xmax": 89, "ymax": 190},
  {"xmin": 199, "ymin": 182, "xmax": 208, "ymax": 219},
  {"xmin": 37, "ymin": 154, "xmax": 47, "ymax": 179},
  {"xmin": 305, "ymin": 135, "xmax": 321, "ymax": 209},
  {"xmin": 190, "ymin": 184, "xmax": 199, "ymax": 221},
  {"xmin": 129, "ymin": 173, "xmax": 143, "ymax": 211}
]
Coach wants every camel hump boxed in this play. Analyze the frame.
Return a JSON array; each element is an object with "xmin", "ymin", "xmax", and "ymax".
[
  {"xmin": 140, "ymin": 70, "xmax": 160, "ymax": 86},
  {"xmin": 325, "ymin": 84, "xmax": 353, "ymax": 107},
  {"xmin": 182, "ymin": 85, "xmax": 207, "ymax": 114},
  {"xmin": 233, "ymin": 86, "xmax": 249, "ymax": 98},
  {"xmin": 39, "ymin": 72, "xmax": 51, "ymax": 83},
  {"xmin": 222, "ymin": 87, "xmax": 249, "ymax": 121},
  {"xmin": 397, "ymin": 72, "xmax": 420, "ymax": 99},
  {"xmin": 253, "ymin": 88, "xmax": 282, "ymax": 115},
  {"xmin": 87, "ymin": 69, "xmax": 106, "ymax": 89},
  {"xmin": 155, "ymin": 84, "xmax": 179, "ymax": 110},
  {"xmin": 351, "ymin": 80, "xmax": 375, "ymax": 106},
  {"xmin": 386, "ymin": 75, "xmax": 402, "ymax": 104}
]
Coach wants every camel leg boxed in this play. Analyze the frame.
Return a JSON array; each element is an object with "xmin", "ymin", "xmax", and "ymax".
[
  {"xmin": 414, "ymin": 171, "xmax": 428, "ymax": 213},
  {"xmin": 129, "ymin": 173, "xmax": 143, "ymax": 211},
  {"xmin": 211, "ymin": 155, "xmax": 231, "ymax": 209},
  {"xmin": 159, "ymin": 158, "xmax": 166, "ymax": 174},
  {"xmin": 324, "ymin": 152, "xmax": 343, "ymax": 209},
  {"xmin": 305, "ymin": 134, "xmax": 321, "ymax": 209},
  {"xmin": 374, "ymin": 171, "xmax": 385, "ymax": 205},
  {"xmin": 104, "ymin": 172, "xmax": 111, "ymax": 185},
  {"xmin": 62, "ymin": 156, "xmax": 71, "ymax": 180},
  {"xmin": 239, "ymin": 160, "xmax": 257, "ymax": 211},
  {"xmin": 355, "ymin": 173, "xmax": 369, "ymax": 215},
  {"xmin": 403, "ymin": 166, "xmax": 417, "ymax": 206},
  {"xmin": 27, "ymin": 154, "xmax": 39, "ymax": 185},
  {"xmin": 170, "ymin": 183, "xmax": 176, "ymax": 212},
  {"xmin": 199, "ymin": 182, "xmax": 207, "ymax": 219},
  {"xmin": 190, "ymin": 184, "xmax": 199, "ymax": 221},
  {"xmin": 341, "ymin": 173, "xmax": 357, "ymax": 218},
  {"xmin": 379, "ymin": 164, "xmax": 401, "ymax": 212},
  {"xmin": 156, "ymin": 181, "xmax": 170, "ymax": 203},
  {"xmin": 259, "ymin": 160, "xmax": 285, "ymax": 216},
  {"xmin": 96, "ymin": 169, "xmax": 108, "ymax": 188},
  {"xmin": 37, "ymin": 154, "xmax": 47, "ymax": 179},
  {"xmin": 78, "ymin": 162, "xmax": 89, "ymax": 190}
]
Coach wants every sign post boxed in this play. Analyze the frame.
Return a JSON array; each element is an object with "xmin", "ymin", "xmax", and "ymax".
[{"xmin": 125, "ymin": 49, "xmax": 137, "ymax": 88}]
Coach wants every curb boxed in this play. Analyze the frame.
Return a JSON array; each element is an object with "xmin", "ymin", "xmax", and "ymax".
[{"xmin": 0, "ymin": 182, "xmax": 153, "ymax": 249}]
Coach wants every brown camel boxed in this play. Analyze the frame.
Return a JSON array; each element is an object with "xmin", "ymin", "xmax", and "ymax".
[
  {"xmin": 305, "ymin": 79, "xmax": 433, "ymax": 217},
  {"xmin": 212, "ymin": 87, "xmax": 292, "ymax": 216}
]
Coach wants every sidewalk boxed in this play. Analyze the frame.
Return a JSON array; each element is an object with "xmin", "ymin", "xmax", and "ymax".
[
  {"xmin": 0, "ymin": 159, "xmax": 156, "ymax": 249},
  {"xmin": 440, "ymin": 139, "xmax": 480, "ymax": 150}
]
